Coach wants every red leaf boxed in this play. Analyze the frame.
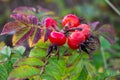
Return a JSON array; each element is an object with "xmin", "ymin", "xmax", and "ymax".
[
  {"xmin": 97, "ymin": 24, "xmax": 115, "ymax": 44},
  {"xmin": 1, "ymin": 21, "xmax": 25, "ymax": 35},
  {"xmin": 13, "ymin": 6, "xmax": 36, "ymax": 15},
  {"xmin": 44, "ymin": 28, "xmax": 52, "ymax": 42},
  {"xmin": 12, "ymin": 27, "xmax": 35, "ymax": 46},
  {"xmin": 28, "ymin": 28, "xmax": 42, "ymax": 47},
  {"xmin": 10, "ymin": 14, "xmax": 39, "ymax": 25},
  {"xmin": 89, "ymin": 21, "xmax": 100, "ymax": 31}
]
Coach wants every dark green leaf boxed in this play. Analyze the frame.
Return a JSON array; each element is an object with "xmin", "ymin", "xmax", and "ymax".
[
  {"xmin": 3, "ymin": 61, "xmax": 13, "ymax": 74},
  {"xmin": 69, "ymin": 59, "xmax": 83, "ymax": 79},
  {"xmin": 45, "ymin": 58, "xmax": 67, "ymax": 80},
  {"xmin": 0, "ymin": 64, "xmax": 8, "ymax": 80},
  {"xmin": 74, "ymin": 67, "xmax": 88, "ymax": 80}
]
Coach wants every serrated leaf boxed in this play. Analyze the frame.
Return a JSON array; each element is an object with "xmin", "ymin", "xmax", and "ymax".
[
  {"xmin": 12, "ymin": 27, "xmax": 34, "ymax": 46},
  {"xmin": 71, "ymin": 66, "xmax": 87, "ymax": 80},
  {"xmin": 28, "ymin": 28, "xmax": 42, "ymax": 47},
  {"xmin": 84, "ymin": 61, "xmax": 96, "ymax": 77},
  {"xmin": 3, "ymin": 61, "xmax": 13, "ymax": 74},
  {"xmin": 97, "ymin": 24, "xmax": 115, "ymax": 44},
  {"xmin": 41, "ymin": 74, "xmax": 55, "ymax": 80},
  {"xmin": 67, "ymin": 52, "xmax": 80, "ymax": 66},
  {"xmin": 45, "ymin": 58, "xmax": 66, "ymax": 80},
  {"xmin": 13, "ymin": 6, "xmax": 36, "ymax": 15},
  {"xmin": 69, "ymin": 59, "xmax": 83, "ymax": 78},
  {"xmin": 9, "ymin": 65, "xmax": 40, "ymax": 78},
  {"xmin": 0, "ymin": 54, "xmax": 8, "ymax": 62},
  {"xmin": 0, "ymin": 64, "xmax": 8, "ymax": 80},
  {"xmin": 14, "ymin": 57, "xmax": 44, "ymax": 67},
  {"xmin": 13, "ymin": 46, "xmax": 26, "ymax": 55},
  {"xmin": 100, "ymin": 36, "xmax": 111, "ymax": 49},
  {"xmin": 10, "ymin": 14, "xmax": 39, "ymax": 25},
  {"xmin": 29, "ymin": 47, "xmax": 47, "ymax": 58},
  {"xmin": 36, "ymin": 39, "xmax": 50, "ymax": 48},
  {"xmin": 0, "ymin": 46, "xmax": 11, "ymax": 58},
  {"xmin": 44, "ymin": 28, "xmax": 52, "ymax": 42},
  {"xmin": 1, "ymin": 21, "xmax": 25, "ymax": 35}
]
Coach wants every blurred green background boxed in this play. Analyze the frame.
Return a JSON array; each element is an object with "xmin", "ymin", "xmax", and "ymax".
[{"xmin": 0, "ymin": 0, "xmax": 120, "ymax": 78}]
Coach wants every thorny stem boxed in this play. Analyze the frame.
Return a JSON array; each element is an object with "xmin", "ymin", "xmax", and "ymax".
[
  {"xmin": 101, "ymin": 47, "xmax": 108, "ymax": 69},
  {"xmin": 39, "ymin": 56, "xmax": 50, "ymax": 76}
]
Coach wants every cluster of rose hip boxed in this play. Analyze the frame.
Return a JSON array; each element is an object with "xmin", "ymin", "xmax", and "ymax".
[{"xmin": 43, "ymin": 14, "xmax": 91, "ymax": 50}]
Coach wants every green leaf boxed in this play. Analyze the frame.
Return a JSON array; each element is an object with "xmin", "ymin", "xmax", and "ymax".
[
  {"xmin": 29, "ymin": 47, "xmax": 47, "ymax": 58},
  {"xmin": 75, "ymin": 67, "xmax": 88, "ymax": 80},
  {"xmin": 14, "ymin": 57, "xmax": 44, "ymax": 67},
  {"xmin": 12, "ymin": 46, "xmax": 26, "ymax": 55},
  {"xmin": 100, "ymin": 36, "xmax": 111, "ymax": 49},
  {"xmin": 69, "ymin": 59, "xmax": 84, "ymax": 79},
  {"xmin": 45, "ymin": 57, "xmax": 67, "ymax": 80},
  {"xmin": 92, "ymin": 52, "xmax": 104, "ymax": 69},
  {"xmin": 41, "ymin": 74, "xmax": 55, "ymax": 80},
  {"xmin": 0, "ymin": 64, "xmax": 8, "ymax": 80},
  {"xmin": 0, "ymin": 46, "xmax": 11, "ymax": 58},
  {"xmin": 0, "ymin": 54, "xmax": 8, "ymax": 62},
  {"xmin": 67, "ymin": 52, "xmax": 80, "ymax": 66},
  {"xmin": 84, "ymin": 61, "xmax": 96, "ymax": 79},
  {"xmin": 9, "ymin": 65, "xmax": 40, "ymax": 78},
  {"xmin": 36, "ymin": 40, "xmax": 50, "ymax": 48},
  {"xmin": 3, "ymin": 61, "xmax": 13, "ymax": 74}
]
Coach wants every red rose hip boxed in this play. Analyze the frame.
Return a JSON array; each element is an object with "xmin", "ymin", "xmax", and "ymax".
[
  {"xmin": 68, "ymin": 31, "xmax": 85, "ymax": 49},
  {"xmin": 78, "ymin": 24, "xmax": 91, "ymax": 39},
  {"xmin": 49, "ymin": 31, "xmax": 66, "ymax": 46},
  {"xmin": 43, "ymin": 17, "xmax": 58, "ymax": 28},
  {"xmin": 62, "ymin": 14, "xmax": 80, "ymax": 28}
]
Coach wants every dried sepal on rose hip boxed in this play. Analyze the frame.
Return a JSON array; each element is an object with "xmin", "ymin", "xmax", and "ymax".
[
  {"xmin": 62, "ymin": 14, "xmax": 80, "ymax": 28},
  {"xmin": 47, "ymin": 31, "xmax": 66, "ymax": 57}
]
